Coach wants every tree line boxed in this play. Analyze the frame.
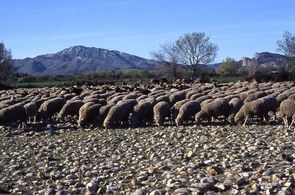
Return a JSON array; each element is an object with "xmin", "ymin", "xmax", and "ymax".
[{"xmin": 1, "ymin": 31, "xmax": 295, "ymax": 84}]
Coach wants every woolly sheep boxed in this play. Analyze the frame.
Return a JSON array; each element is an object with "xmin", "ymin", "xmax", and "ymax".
[
  {"xmin": 37, "ymin": 97, "xmax": 66, "ymax": 121},
  {"xmin": 195, "ymin": 98, "xmax": 231, "ymax": 123},
  {"xmin": 58, "ymin": 100, "xmax": 84, "ymax": 121},
  {"xmin": 0, "ymin": 104, "xmax": 27, "ymax": 127},
  {"xmin": 97, "ymin": 104, "xmax": 115, "ymax": 125},
  {"xmin": 24, "ymin": 102, "xmax": 38, "ymax": 122},
  {"xmin": 227, "ymin": 98, "xmax": 244, "ymax": 124},
  {"xmin": 189, "ymin": 93, "xmax": 203, "ymax": 100},
  {"xmin": 78, "ymin": 102, "xmax": 101, "ymax": 127},
  {"xmin": 244, "ymin": 91, "xmax": 267, "ymax": 102},
  {"xmin": 234, "ymin": 96, "xmax": 276, "ymax": 126},
  {"xmin": 130, "ymin": 101, "xmax": 155, "ymax": 127},
  {"xmin": 171, "ymin": 99, "xmax": 190, "ymax": 120},
  {"xmin": 169, "ymin": 91, "xmax": 186, "ymax": 105},
  {"xmin": 279, "ymin": 99, "xmax": 295, "ymax": 127},
  {"xmin": 103, "ymin": 100, "xmax": 137, "ymax": 128},
  {"xmin": 156, "ymin": 95, "xmax": 170, "ymax": 103},
  {"xmin": 153, "ymin": 101, "xmax": 170, "ymax": 126},
  {"xmin": 175, "ymin": 100, "xmax": 201, "ymax": 126}
]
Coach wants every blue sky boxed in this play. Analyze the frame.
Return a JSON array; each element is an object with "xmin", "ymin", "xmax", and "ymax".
[{"xmin": 1, "ymin": 0, "xmax": 295, "ymax": 62}]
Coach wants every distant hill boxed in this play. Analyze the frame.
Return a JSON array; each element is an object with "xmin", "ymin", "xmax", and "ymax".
[
  {"xmin": 13, "ymin": 46, "xmax": 292, "ymax": 75},
  {"xmin": 242, "ymin": 52, "xmax": 293, "ymax": 67},
  {"xmin": 13, "ymin": 45, "xmax": 157, "ymax": 75}
]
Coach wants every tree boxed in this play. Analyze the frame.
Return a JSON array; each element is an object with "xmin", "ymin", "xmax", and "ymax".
[
  {"xmin": 151, "ymin": 42, "xmax": 181, "ymax": 80},
  {"xmin": 217, "ymin": 57, "xmax": 239, "ymax": 76},
  {"xmin": 0, "ymin": 42, "xmax": 13, "ymax": 83},
  {"xmin": 175, "ymin": 32, "xmax": 218, "ymax": 80},
  {"xmin": 277, "ymin": 31, "xmax": 295, "ymax": 57},
  {"xmin": 243, "ymin": 58, "xmax": 259, "ymax": 78}
]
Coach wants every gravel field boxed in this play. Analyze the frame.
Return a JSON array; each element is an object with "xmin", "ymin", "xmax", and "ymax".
[{"xmin": 0, "ymin": 124, "xmax": 295, "ymax": 194}]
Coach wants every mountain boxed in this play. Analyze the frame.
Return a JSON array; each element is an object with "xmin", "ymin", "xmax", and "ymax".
[
  {"xmin": 242, "ymin": 52, "xmax": 293, "ymax": 67},
  {"xmin": 13, "ymin": 45, "xmax": 157, "ymax": 75}
]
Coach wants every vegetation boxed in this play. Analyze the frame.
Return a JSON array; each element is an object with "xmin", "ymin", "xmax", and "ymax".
[
  {"xmin": 277, "ymin": 31, "xmax": 295, "ymax": 57},
  {"xmin": 0, "ymin": 42, "xmax": 13, "ymax": 83},
  {"xmin": 152, "ymin": 32, "xmax": 218, "ymax": 81},
  {"xmin": 217, "ymin": 57, "xmax": 240, "ymax": 76}
]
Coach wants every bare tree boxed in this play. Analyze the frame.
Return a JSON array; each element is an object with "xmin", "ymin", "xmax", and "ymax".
[
  {"xmin": 151, "ymin": 42, "xmax": 181, "ymax": 80},
  {"xmin": 0, "ymin": 42, "xmax": 13, "ymax": 83},
  {"xmin": 175, "ymin": 32, "xmax": 218, "ymax": 80},
  {"xmin": 277, "ymin": 31, "xmax": 295, "ymax": 57}
]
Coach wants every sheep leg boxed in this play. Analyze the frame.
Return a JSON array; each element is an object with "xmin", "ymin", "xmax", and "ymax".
[
  {"xmin": 283, "ymin": 117, "xmax": 288, "ymax": 127},
  {"xmin": 242, "ymin": 116, "xmax": 249, "ymax": 126},
  {"xmin": 289, "ymin": 119, "xmax": 294, "ymax": 129}
]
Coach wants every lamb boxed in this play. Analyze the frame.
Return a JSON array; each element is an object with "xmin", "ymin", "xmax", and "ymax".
[
  {"xmin": 78, "ymin": 102, "xmax": 102, "ymax": 127},
  {"xmin": 171, "ymin": 99, "xmax": 190, "ymax": 120},
  {"xmin": 227, "ymin": 98, "xmax": 244, "ymax": 124},
  {"xmin": 24, "ymin": 102, "xmax": 38, "ymax": 122},
  {"xmin": 103, "ymin": 100, "xmax": 137, "ymax": 128},
  {"xmin": 169, "ymin": 91, "xmax": 186, "ymax": 105},
  {"xmin": 175, "ymin": 100, "xmax": 201, "ymax": 126},
  {"xmin": 153, "ymin": 101, "xmax": 170, "ymax": 126},
  {"xmin": 130, "ymin": 101, "xmax": 155, "ymax": 127},
  {"xmin": 37, "ymin": 97, "xmax": 66, "ymax": 121},
  {"xmin": 279, "ymin": 99, "xmax": 295, "ymax": 127},
  {"xmin": 58, "ymin": 100, "xmax": 84, "ymax": 121},
  {"xmin": 0, "ymin": 104, "xmax": 27, "ymax": 127},
  {"xmin": 195, "ymin": 98, "xmax": 231, "ymax": 123}
]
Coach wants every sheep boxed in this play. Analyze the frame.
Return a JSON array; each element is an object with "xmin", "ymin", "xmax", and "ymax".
[
  {"xmin": 171, "ymin": 99, "xmax": 190, "ymax": 120},
  {"xmin": 103, "ymin": 100, "xmax": 137, "ymax": 128},
  {"xmin": 195, "ymin": 98, "xmax": 231, "ymax": 124},
  {"xmin": 194, "ymin": 95, "xmax": 213, "ymax": 104},
  {"xmin": 153, "ymin": 101, "xmax": 170, "ymax": 126},
  {"xmin": 169, "ymin": 91, "xmax": 186, "ymax": 105},
  {"xmin": 189, "ymin": 93, "xmax": 203, "ymax": 100},
  {"xmin": 234, "ymin": 96, "xmax": 277, "ymax": 126},
  {"xmin": 37, "ymin": 97, "xmax": 66, "ymax": 121},
  {"xmin": 0, "ymin": 103, "xmax": 9, "ymax": 110},
  {"xmin": 97, "ymin": 104, "xmax": 115, "ymax": 126},
  {"xmin": 227, "ymin": 98, "xmax": 244, "ymax": 124},
  {"xmin": 279, "ymin": 99, "xmax": 295, "ymax": 127},
  {"xmin": 58, "ymin": 100, "xmax": 84, "ymax": 121},
  {"xmin": 78, "ymin": 102, "xmax": 102, "ymax": 127},
  {"xmin": 175, "ymin": 100, "xmax": 201, "ymax": 126},
  {"xmin": 156, "ymin": 95, "xmax": 170, "ymax": 104},
  {"xmin": 130, "ymin": 101, "xmax": 155, "ymax": 127},
  {"xmin": 244, "ymin": 91, "xmax": 267, "ymax": 102},
  {"xmin": 0, "ymin": 104, "xmax": 27, "ymax": 128},
  {"xmin": 24, "ymin": 102, "xmax": 38, "ymax": 122}
]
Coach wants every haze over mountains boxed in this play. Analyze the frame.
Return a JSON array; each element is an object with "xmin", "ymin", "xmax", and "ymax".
[{"xmin": 13, "ymin": 45, "xmax": 291, "ymax": 75}]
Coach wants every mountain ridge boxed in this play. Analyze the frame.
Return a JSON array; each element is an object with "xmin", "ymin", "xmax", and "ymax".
[{"xmin": 13, "ymin": 45, "xmax": 292, "ymax": 75}]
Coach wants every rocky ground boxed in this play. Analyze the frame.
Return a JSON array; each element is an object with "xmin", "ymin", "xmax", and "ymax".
[{"xmin": 0, "ymin": 124, "xmax": 295, "ymax": 194}]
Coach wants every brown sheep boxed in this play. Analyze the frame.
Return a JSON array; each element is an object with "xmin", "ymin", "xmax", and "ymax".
[
  {"xmin": 195, "ymin": 98, "xmax": 231, "ymax": 123},
  {"xmin": 37, "ymin": 97, "xmax": 66, "ymax": 121},
  {"xmin": 153, "ymin": 101, "xmax": 170, "ymax": 126},
  {"xmin": 78, "ymin": 102, "xmax": 101, "ymax": 127},
  {"xmin": 175, "ymin": 100, "xmax": 201, "ymax": 126},
  {"xmin": 279, "ymin": 99, "xmax": 295, "ymax": 127},
  {"xmin": 58, "ymin": 100, "xmax": 84, "ymax": 121},
  {"xmin": 103, "ymin": 100, "xmax": 137, "ymax": 128}
]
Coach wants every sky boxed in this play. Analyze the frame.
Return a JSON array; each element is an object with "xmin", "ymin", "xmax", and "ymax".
[{"xmin": 1, "ymin": 0, "xmax": 295, "ymax": 62}]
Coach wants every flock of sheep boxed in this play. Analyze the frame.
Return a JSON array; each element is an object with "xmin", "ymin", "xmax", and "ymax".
[{"xmin": 1, "ymin": 81, "xmax": 295, "ymax": 129}]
